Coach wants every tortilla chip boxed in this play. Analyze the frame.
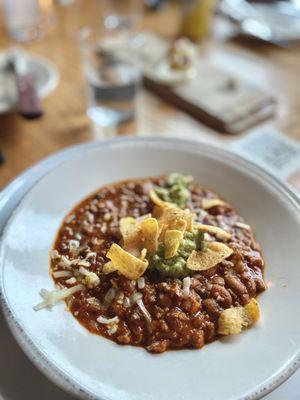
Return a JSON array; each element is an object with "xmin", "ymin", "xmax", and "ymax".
[
  {"xmin": 202, "ymin": 198, "xmax": 228, "ymax": 210},
  {"xmin": 164, "ymin": 230, "xmax": 184, "ymax": 259},
  {"xmin": 149, "ymin": 189, "xmax": 172, "ymax": 209},
  {"xmin": 158, "ymin": 207, "xmax": 194, "ymax": 240},
  {"xmin": 103, "ymin": 261, "xmax": 118, "ymax": 275},
  {"xmin": 244, "ymin": 298, "xmax": 260, "ymax": 325},
  {"xmin": 218, "ymin": 298, "xmax": 260, "ymax": 335},
  {"xmin": 140, "ymin": 218, "xmax": 159, "ymax": 253},
  {"xmin": 187, "ymin": 241, "xmax": 233, "ymax": 271},
  {"xmin": 183, "ymin": 209, "xmax": 194, "ymax": 231},
  {"xmin": 119, "ymin": 217, "xmax": 141, "ymax": 248},
  {"xmin": 140, "ymin": 248, "xmax": 147, "ymax": 260},
  {"xmin": 195, "ymin": 223, "xmax": 231, "ymax": 241},
  {"xmin": 106, "ymin": 243, "xmax": 148, "ymax": 280}
]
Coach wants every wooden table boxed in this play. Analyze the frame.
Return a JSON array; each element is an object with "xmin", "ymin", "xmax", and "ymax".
[{"xmin": 1, "ymin": 0, "xmax": 300, "ymax": 189}]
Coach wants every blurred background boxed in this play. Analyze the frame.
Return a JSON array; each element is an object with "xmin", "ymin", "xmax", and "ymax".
[{"xmin": 0, "ymin": 0, "xmax": 300, "ymax": 190}]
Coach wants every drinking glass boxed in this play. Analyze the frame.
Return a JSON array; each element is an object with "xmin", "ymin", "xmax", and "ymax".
[
  {"xmin": 103, "ymin": 0, "xmax": 143, "ymax": 31},
  {"xmin": 79, "ymin": 26, "xmax": 141, "ymax": 129}
]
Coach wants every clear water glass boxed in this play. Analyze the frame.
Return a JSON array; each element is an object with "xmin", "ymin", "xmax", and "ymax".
[
  {"xmin": 79, "ymin": 26, "xmax": 141, "ymax": 129},
  {"xmin": 103, "ymin": 0, "xmax": 143, "ymax": 31}
]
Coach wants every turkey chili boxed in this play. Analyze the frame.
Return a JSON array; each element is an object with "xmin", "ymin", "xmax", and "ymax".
[{"xmin": 41, "ymin": 174, "xmax": 265, "ymax": 353}]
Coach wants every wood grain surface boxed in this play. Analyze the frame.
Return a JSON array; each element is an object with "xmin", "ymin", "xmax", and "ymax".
[{"xmin": 0, "ymin": 0, "xmax": 300, "ymax": 188}]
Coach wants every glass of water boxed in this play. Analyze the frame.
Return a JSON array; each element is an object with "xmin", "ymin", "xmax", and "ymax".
[
  {"xmin": 79, "ymin": 26, "xmax": 141, "ymax": 130},
  {"xmin": 103, "ymin": 0, "xmax": 143, "ymax": 31}
]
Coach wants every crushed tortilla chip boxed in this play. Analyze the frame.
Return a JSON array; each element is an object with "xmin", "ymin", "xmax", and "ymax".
[
  {"xmin": 149, "ymin": 189, "xmax": 172, "ymax": 209},
  {"xmin": 195, "ymin": 223, "xmax": 231, "ymax": 240},
  {"xmin": 158, "ymin": 207, "xmax": 194, "ymax": 240},
  {"xmin": 183, "ymin": 209, "xmax": 194, "ymax": 231},
  {"xmin": 120, "ymin": 217, "xmax": 141, "ymax": 248},
  {"xmin": 140, "ymin": 218, "xmax": 159, "ymax": 253},
  {"xmin": 187, "ymin": 241, "xmax": 233, "ymax": 271},
  {"xmin": 103, "ymin": 261, "xmax": 118, "ymax": 275},
  {"xmin": 140, "ymin": 248, "xmax": 147, "ymax": 260},
  {"xmin": 164, "ymin": 230, "xmax": 184, "ymax": 259},
  {"xmin": 120, "ymin": 216, "xmax": 159, "ymax": 254},
  {"xmin": 218, "ymin": 298, "xmax": 260, "ymax": 335},
  {"xmin": 202, "ymin": 198, "xmax": 229, "ymax": 210},
  {"xmin": 243, "ymin": 298, "xmax": 260, "ymax": 325},
  {"xmin": 106, "ymin": 243, "xmax": 148, "ymax": 280}
]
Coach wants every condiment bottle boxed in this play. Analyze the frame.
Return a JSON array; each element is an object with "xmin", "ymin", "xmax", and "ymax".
[{"xmin": 180, "ymin": 0, "xmax": 216, "ymax": 41}]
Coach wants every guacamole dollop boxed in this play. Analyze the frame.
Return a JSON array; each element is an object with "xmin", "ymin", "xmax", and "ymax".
[
  {"xmin": 147, "ymin": 230, "xmax": 204, "ymax": 278},
  {"xmin": 154, "ymin": 173, "xmax": 193, "ymax": 208}
]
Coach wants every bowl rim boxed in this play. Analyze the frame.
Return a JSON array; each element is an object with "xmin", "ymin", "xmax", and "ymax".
[{"xmin": 0, "ymin": 136, "xmax": 300, "ymax": 400}]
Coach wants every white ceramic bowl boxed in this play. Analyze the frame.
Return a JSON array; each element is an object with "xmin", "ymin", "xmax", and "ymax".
[{"xmin": 1, "ymin": 137, "xmax": 300, "ymax": 400}]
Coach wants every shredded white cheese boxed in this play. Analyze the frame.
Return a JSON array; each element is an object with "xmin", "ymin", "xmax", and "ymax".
[
  {"xmin": 86, "ymin": 212, "xmax": 95, "ymax": 224},
  {"xmin": 85, "ymin": 272, "xmax": 100, "ymax": 288},
  {"xmin": 76, "ymin": 259, "xmax": 91, "ymax": 267},
  {"xmin": 78, "ymin": 266, "xmax": 89, "ymax": 276},
  {"xmin": 104, "ymin": 287, "xmax": 117, "ymax": 307},
  {"xmin": 33, "ymin": 284, "xmax": 84, "ymax": 311},
  {"xmin": 87, "ymin": 297, "xmax": 101, "ymax": 307},
  {"xmin": 58, "ymin": 255, "xmax": 72, "ymax": 269},
  {"xmin": 234, "ymin": 222, "xmax": 251, "ymax": 231},
  {"xmin": 68, "ymin": 239, "xmax": 80, "ymax": 254},
  {"xmin": 137, "ymin": 277, "xmax": 145, "ymax": 290},
  {"xmin": 50, "ymin": 249, "xmax": 60, "ymax": 259},
  {"xmin": 97, "ymin": 316, "xmax": 119, "ymax": 325},
  {"xmin": 65, "ymin": 214, "xmax": 75, "ymax": 223},
  {"xmin": 123, "ymin": 296, "xmax": 131, "ymax": 308},
  {"xmin": 107, "ymin": 324, "xmax": 118, "ymax": 335},
  {"xmin": 53, "ymin": 270, "xmax": 72, "ymax": 278},
  {"xmin": 65, "ymin": 227, "xmax": 73, "ymax": 236},
  {"xmin": 136, "ymin": 298, "xmax": 152, "ymax": 325},
  {"xmin": 182, "ymin": 277, "xmax": 191, "ymax": 299},
  {"xmin": 85, "ymin": 252, "xmax": 96, "ymax": 260},
  {"xmin": 65, "ymin": 277, "xmax": 77, "ymax": 285},
  {"xmin": 130, "ymin": 292, "xmax": 143, "ymax": 305}
]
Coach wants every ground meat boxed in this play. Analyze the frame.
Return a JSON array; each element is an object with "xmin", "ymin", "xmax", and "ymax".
[{"xmin": 51, "ymin": 176, "xmax": 266, "ymax": 353}]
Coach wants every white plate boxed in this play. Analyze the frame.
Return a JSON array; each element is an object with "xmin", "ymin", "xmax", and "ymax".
[
  {"xmin": 0, "ymin": 51, "xmax": 59, "ymax": 114},
  {"xmin": 1, "ymin": 137, "xmax": 300, "ymax": 400}
]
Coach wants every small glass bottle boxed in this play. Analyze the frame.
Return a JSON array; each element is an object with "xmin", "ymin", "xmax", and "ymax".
[{"xmin": 180, "ymin": 0, "xmax": 216, "ymax": 41}]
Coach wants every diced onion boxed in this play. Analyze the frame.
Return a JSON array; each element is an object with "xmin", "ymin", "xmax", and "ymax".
[
  {"xmin": 137, "ymin": 277, "xmax": 145, "ymax": 289},
  {"xmin": 53, "ymin": 270, "xmax": 72, "ymax": 278},
  {"xmin": 130, "ymin": 292, "xmax": 143, "ymax": 305},
  {"xmin": 33, "ymin": 284, "xmax": 84, "ymax": 311},
  {"xmin": 104, "ymin": 287, "xmax": 117, "ymax": 307},
  {"xmin": 182, "ymin": 277, "xmax": 191, "ymax": 299}
]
